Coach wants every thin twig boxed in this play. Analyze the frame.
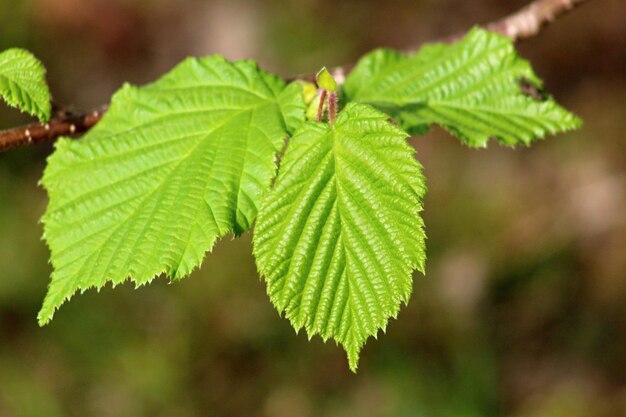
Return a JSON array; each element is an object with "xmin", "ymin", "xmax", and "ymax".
[
  {"xmin": 0, "ymin": 0, "xmax": 589, "ymax": 153},
  {"xmin": 430, "ymin": 0, "xmax": 588, "ymax": 46},
  {"xmin": 0, "ymin": 107, "xmax": 107, "ymax": 152},
  {"xmin": 484, "ymin": 0, "xmax": 587, "ymax": 42}
]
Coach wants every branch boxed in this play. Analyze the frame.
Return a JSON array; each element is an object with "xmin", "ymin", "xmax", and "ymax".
[
  {"xmin": 0, "ymin": 0, "xmax": 589, "ymax": 153},
  {"xmin": 483, "ymin": 0, "xmax": 587, "ymax": 42},
  {"xmin": 0, "ymin": 107, "xmax": 107, "ymax": 152}
]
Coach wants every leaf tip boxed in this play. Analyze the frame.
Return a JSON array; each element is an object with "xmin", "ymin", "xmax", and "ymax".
[
  {"xmin": 346, "ymin": 346, "xmax": 361, "ymax": 373},
  {"xmin": 316, "ymin": 67, "xmax": 337, "ymax": 93},
  {"xmin": 37, "ymin": 296, "xmax": 59, "ymax": 327},
  {"xmin": 36, "ymin": 311, "xmax": 52, "ymax": 327}
]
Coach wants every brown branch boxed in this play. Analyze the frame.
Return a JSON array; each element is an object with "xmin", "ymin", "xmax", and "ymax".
[
  {"xmin": 483, "ymin": 0, "xmax": 588, "ymax": 42},
  {"xmin": 0, "ymin": 107, "xmax": 107, "ymax": 152},
  {"xmin": 0, "ymin": 0, "xmax": 590, "ymax": 153}
]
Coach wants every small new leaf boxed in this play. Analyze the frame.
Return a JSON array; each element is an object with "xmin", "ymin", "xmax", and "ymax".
[
  {"xmin": 0, "ymin": 48, "xmax": 51, "ymax": 122},
  {"xmin": 316, "ymin": 67, "xmax": 337, "ymax": 92},
  {"xmin": 299, "ymin": 81, "xmax": 318, "ymax": 105},
  {"xmin": 39, "ymin": 56, "xmax": 305, "ymax": 325},
  {"xmin": 343, "ymin": 28, "xmax": 581, "ymax": 147},
  {"xmin": 254, "ymin": 103, "xmax": 426, "ymax": 371}
]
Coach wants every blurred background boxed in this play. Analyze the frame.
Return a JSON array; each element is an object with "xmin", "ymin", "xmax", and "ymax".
[{"xmin": 0, "ymin": 0, "xmax": 624, "ymax": 416}]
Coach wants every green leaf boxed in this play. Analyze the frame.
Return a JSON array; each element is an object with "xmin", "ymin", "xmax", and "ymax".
[
  {"xmin": 299, "ymin": 81, "xmax": 318, "ymax": 105},
  {"xmin": 316, "ymin": 67, "xmax": 337, "ymax": 92},
  {"xmin": 253, "ymin": 102, "xmax": 426, "ymax": 371},
  {"xmin": 0, "ymin": 48, "xmax": 51, "ymax": 122},
  {"xmin": 343, "ymin": 28, "xmax": 581, "ymax": 147},
  {"xmin": 39, "ymin": 55, "xmax": 305, "ymax": 325}
]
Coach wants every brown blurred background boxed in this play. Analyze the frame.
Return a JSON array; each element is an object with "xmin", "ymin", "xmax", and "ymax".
[{"xmin": 0, "ymin": 0, "xmax": 625, "ymax": 416}]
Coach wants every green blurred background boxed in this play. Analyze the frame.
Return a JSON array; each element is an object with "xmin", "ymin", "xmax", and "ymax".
[{"xmin": 0, "ymin": 0, "xmax": 624, "ymax": 416}]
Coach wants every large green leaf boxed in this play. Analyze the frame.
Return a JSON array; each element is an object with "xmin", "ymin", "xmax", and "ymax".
[
  {"xmin": 39, "ymin": 55, "xmax": 305, "ymax": 325},
  {"xmin": 253, "ymin": 103, "xmax": 426, "ymax": 371},
  {"xmin": 0, "ymin": 48, "xmax": 51, "ymax": 121},
  {"xmin": 343, "ymin": 28, "xmax": 581, "ymax": 147}
]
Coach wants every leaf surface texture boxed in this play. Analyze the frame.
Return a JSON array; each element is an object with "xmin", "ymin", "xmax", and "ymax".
[
  {"xmin": 254, "ymin": 103, "xmax": 426, "ymax": 370},
  {"xmin": 0, "ymin": 48, "xmax": 51, "ymax": 121},
  {"xmin": 343, "ymin": 28, "xmax": 581, "ymax": 146},
  {"xmin": 40, "ymin": 56, "xmax": 305, "ymax": 324}
]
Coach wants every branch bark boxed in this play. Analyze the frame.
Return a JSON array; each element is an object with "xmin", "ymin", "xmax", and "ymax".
[
  {"xmin": 0, "ymin": 0, "xmax": 589, "ymax": 153},
  {"xmin": 0, "ymin": 107, "xmax": 107, "ymax": 152},
  {"xmin": 483, "ymin": 0, "xmax": 587, "ymax": 42}
]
